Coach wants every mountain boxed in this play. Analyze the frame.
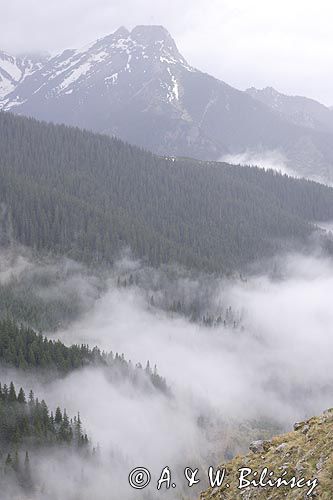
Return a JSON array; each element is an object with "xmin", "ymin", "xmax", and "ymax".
[
  {"xmin": 200, "ymin": 408, "xmax": 333, "ymax": 499},
  {"xmin": 1, "ymin": 26, "xmax": 333, "ymax": 182},
  {"xmin": 247, "ymin": 86, "xmax": 333, "ymax": 134},
  {"xmin": 1, "ymin": 112, "xmax": 333, "ymax": 273},
  {"xmin": 0, "ymin": 50, "xmax": 45, "ymax": 105}
]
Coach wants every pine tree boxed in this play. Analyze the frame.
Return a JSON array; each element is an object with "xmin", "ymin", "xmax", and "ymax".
[
  {"xmin": 23, "ymin": 451, "xmax": 33, "ymax": 491},
  {"xmin": 54, "ymin": 407, "xmax": 62, "ymax": 425},
  {"xmin": 8, "ymin": 381, "xmax": 17, "ymax": 402},
  {"xmin": 18, "ymin": 387, "xmax": 26, "ymax": 403}
]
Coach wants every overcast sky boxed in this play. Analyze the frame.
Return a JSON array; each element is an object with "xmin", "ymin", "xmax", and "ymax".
[{"xmin": 1, "ymin": 0, "xmax": 332, "ymax": 105}]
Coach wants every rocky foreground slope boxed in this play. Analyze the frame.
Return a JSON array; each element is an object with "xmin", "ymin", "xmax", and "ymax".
[{"xmin": 200, "ymin": 409, "xmax": 333, "ymax": 499}]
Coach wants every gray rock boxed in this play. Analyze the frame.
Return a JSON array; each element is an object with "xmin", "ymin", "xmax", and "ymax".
[
  {"xmin": 293, "ymin": 421, "xmax": 306, "ymax": 431},
  {"xmin": 249, "ymin": 440, "xmax": 271, "ymax": 453},
  {"xmin": 276, "ymin": 442, "xmax": 287, "ymax": 452}
]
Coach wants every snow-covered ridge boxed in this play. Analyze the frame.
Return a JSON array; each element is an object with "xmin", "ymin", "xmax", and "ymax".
[
  {"xmin": 0, "ymin": 25, "xmax": 195, "ymax": 108},
  {"xmin": 45, "ymin": 26, "xmax": 194, "ymax": 97},
  {"xmin": 0, "ymin": 51, "xmax": 45, "ymax": 104}
]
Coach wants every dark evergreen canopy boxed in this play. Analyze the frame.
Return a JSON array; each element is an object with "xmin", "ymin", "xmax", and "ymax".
[{"xmin": 1, "ymin": 111, "xmax": 333, "ymax": 272}]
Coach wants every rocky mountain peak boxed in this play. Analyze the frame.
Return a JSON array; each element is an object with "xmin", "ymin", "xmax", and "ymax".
[
  {"xmin": 247, "ymin": 86, "xmax": 280, "ymax": 98},
  {"xmin": 131, "ymin": 25, "xmax": 174, "ymax": 44},
  {"xmin": 113, "ymin": 26, "xmax": 130, "ymax": 39},
  {"xmin": 86, "ymin": 24, "xmax": 187, "ymax": 71},
  {"xmin": 2, "ymin": 27, "xmax": 333, "ymax": 183}
]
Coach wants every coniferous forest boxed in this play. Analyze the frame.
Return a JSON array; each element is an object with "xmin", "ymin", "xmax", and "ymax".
[
  {"xmin": 1, "ymin": 112, "xmax": 333, "ymax": 273},
  {"xmin": 0, "ymin": 317, "xmax": 167, "ymax": 390},
  {"xmin": 0, "ymin": 313, "xmax": 168, "ymax": 494},
  {"xmin": 1, "ymin": 111, "xmax": 333, "ymax": 498},
  {"xmin": 0, "ymin": 380, "xmax": 89, "ymax": 495},
  {"xmin": 0, "ymin": 381, "xmax": 89, "ymax": 451},
  {"xmin": 1, "ymin": 15, "xmax": 333, "ymax": 498}
]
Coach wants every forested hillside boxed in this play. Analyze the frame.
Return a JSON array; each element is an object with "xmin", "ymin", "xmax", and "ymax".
[
  {"xmin": 0, "ymin": 380, "xmax": 90, "ymax": 495},
  {"xmin": 0, "ymin": 317, "xmax": 167, "ymax": 392},
  {"xmin": 1, "ymin": 112, "xmax": 333, "ymax": 272},
  {"xmin": 0, "ymin": 381, "xmax": 89, "ymax": 451},
  {"xmin": 0, "ymin": 312, "xmax": 168, "ymax": 496}
]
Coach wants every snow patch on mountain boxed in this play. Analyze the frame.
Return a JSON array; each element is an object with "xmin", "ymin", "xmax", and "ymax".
[
  {"xmin": 57, "ymin": 62, "xmax": 93, "ymax": 93},
  {"xmin": 1, "ymin": 26, "xmax": 197, "ymax": 108},
  {"xmin": 166, "ymin": 67, "xmax": 179, "ymax": 101},
  {"xmin": 0, "ymin": 57, "xmax": 21, "ymax": 81},
  {"xmin": 0, "ymin": 76, "xmax": 15, "ymax": 99},
  {"xmin": 105, "ymin": 72, "xmax": 118, "ymax": 85},
  {"xmin": 0, "ymin": 51, "xmax": 46, "ymax": 105},
  {"xmin": 5, "ymin": 97, "xmax": 27, "ymax": 110}
]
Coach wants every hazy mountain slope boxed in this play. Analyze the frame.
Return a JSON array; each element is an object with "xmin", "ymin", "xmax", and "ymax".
[
  {"xmin": 2, "ymin": 26, "xmax": 333, "ymax": 181},
  {"xmin": 200, "ymin": 408, "xmax": 333, "ymax": 499},
  {"xmin": 1, "ymin": 112, "xmax": 333, "ymax": 272},
  {"xmin": 0, "ymin": 50, "xmax": 45, "ymax": 105},
  {"xmin": 247, "ymin": 86, "xmax": 333, "ymax": 134}
]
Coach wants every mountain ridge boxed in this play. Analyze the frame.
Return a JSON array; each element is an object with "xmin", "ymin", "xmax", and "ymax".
[
  {"xmin": 1, "ymin": 26, "xmax": 333, "ymax": 182},
  {"xmin": 0, "ymin": 50, "xmax": 45, "ymax": 103},
  {"xmin": 247, "ymin": 86, "xmax": 333, "ymax": 134}
]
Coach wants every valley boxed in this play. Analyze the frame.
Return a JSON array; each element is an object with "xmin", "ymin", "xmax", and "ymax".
[{"xmin": 0, "ymin": 7, "xmax": 333, "ymax": 499}]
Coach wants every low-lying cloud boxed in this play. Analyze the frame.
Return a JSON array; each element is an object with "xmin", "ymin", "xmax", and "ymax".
[
  {"xmin": 221, "ymin": 149, "xmax": 299, "ymax": 177},
  {"xmin": 2, "ymin": 250, "xmax": 333, "ymax": 498}
]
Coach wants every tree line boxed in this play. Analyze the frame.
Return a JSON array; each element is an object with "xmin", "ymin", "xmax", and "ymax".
[
  {"xmin": 0, "ymin": 317, "xmax": 168, "ymax": 391},
  {"xmin": 0, "ymin": 380, "xmax": 88, "ymax": 450},
  {"xmin": 0, "ymin": 380, "xmax": 89, "ymax": 494}
]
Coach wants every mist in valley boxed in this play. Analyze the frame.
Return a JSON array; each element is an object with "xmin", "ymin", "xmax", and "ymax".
[
  {"xmin": 1, "ymin": 249, "xmax": 333, "ymax": 498},
  {"xmin": 1, "ymin": 3, "xmax": 333, "ymax": 497}
]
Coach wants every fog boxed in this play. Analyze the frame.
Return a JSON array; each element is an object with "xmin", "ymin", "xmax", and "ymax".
[
  {"xmin": 221, "ymin": 149, "xmax": 299, "ymax": 177},
  {"xmin": 0, "ymin": 247, "xmax": 104, "ymax": 330},
  {"xmin": 54, "ymin": 252, "xmax": 333, "ymax": 423},
  {"xmin": 221, "ymin": 150, "xmax": 333, "ymax": 186},
  {"xmin": 2, "ymin": 251, "xmax": 333, "ymax": 498}
]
